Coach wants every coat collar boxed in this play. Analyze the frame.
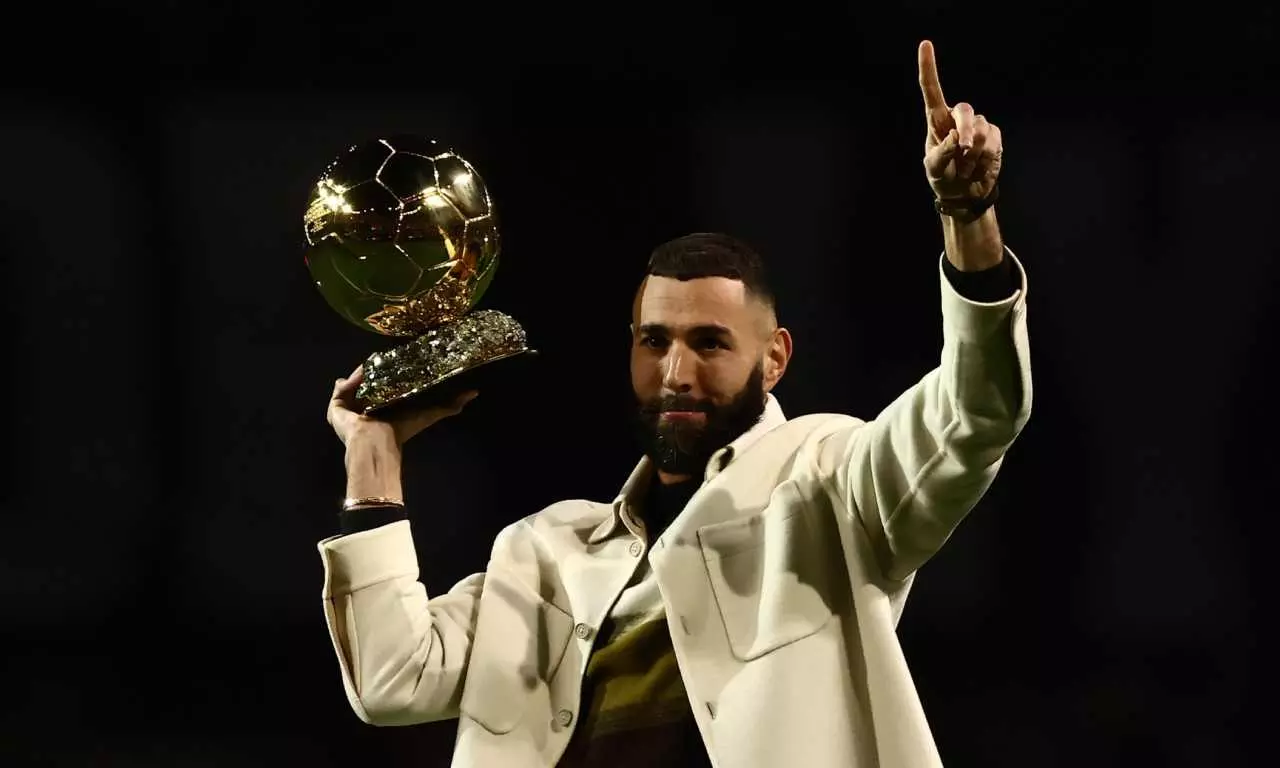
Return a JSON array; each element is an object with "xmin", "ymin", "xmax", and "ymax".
[{"xmin": 588, "ymin": 394, "xmax": 788, "ymax": 544}]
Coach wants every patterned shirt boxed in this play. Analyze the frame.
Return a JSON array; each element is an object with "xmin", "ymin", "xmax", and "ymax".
[{"xmin": 556, "ymin": 473, "xmax": 712, "ymax": 767}]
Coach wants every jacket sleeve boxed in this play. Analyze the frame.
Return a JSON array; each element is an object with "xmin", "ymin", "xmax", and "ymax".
[
  {"xmin": 814, "ymin": 248, "xmax": 1033, "ymax": 582},
  {"xmin": 317, "ymin": 520, "xmax": 484, "ymax": 726}
]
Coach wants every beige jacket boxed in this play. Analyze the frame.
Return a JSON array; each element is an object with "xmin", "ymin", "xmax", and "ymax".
[{"xmin": 318, "ymin": 250, "xmax": 1033, "ymax": 767}]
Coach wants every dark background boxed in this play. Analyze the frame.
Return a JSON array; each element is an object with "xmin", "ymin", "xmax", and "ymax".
[{"xmin": 2, "ymin": 2, "xmax": 1274, "ymax": 765}]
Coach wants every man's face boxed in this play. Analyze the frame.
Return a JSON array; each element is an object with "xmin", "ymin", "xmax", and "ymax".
[{"xmin": 630, "ymin": 275, "xmax": 789, "ymax": 477}]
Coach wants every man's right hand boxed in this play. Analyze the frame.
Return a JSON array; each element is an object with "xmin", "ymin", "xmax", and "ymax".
[
  {"xmin": 327, "ymin": 365, "xmax": 479, "ymax": 449},
  {"xmin": 328, "ymin": 366, "xmax": 479, "ymax": 507}
]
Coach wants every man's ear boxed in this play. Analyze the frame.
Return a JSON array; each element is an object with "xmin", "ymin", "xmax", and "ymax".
[{"xmin": 763, "ymin": 327, "xmax": 792, "ymax": 392}]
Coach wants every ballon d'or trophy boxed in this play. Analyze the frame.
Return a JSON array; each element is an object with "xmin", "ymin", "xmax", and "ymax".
[{"xmin": 303, "ymin": 135, "xmax": 536, "ymax": 418}]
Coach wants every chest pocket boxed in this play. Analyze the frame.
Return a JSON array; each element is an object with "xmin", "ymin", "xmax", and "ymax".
[
  {"xmin": 459, "ymin": 567, "xmax": 575, "ymax": 734},
  {"xmin": 697, "ymin": 485, "xmax": 837, "ymax": 662}
]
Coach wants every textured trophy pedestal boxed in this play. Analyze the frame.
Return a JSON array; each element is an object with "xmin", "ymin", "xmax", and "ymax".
[{"xmin": 356, "ymin": 309, "xmax": 536, "ymax": 417}]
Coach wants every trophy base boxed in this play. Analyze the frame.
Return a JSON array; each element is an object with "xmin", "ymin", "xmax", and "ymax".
[{"xmin": 355, "ymin": 309, "xmax": 537, "ymax": 418}]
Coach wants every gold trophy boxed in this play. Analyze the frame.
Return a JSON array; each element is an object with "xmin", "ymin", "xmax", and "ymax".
[{"xmin": 303, "ymin": 135, "xmax": 536, "ymax": 418}]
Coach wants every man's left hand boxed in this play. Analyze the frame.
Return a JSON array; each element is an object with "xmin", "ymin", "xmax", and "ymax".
[{"xmin": 918, "ymin": 40, "xmax": 1003, "ymax": 202}]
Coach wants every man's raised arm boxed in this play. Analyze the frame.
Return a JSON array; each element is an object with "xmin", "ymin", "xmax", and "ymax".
[{"xmin": 813, "ymin": 41, "xmax": 1032, "ymax": 582}]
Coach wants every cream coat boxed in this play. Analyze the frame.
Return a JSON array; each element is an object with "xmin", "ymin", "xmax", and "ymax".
[{"xmin": 318, "ymin": 250, "xmax": 1033, "ymax": 767}]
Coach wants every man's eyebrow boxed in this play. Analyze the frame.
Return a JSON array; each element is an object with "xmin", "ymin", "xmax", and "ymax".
[{"xmin": 637, "ymin": 323, "xmax": 733, "ymax": 336}]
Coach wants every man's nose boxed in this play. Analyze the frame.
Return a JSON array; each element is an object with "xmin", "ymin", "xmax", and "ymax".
[{"xmin": 661, "ymin": 346, "xmax": 696, "ymax": 393}]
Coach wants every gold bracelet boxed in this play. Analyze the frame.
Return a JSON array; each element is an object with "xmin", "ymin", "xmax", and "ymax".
[{"xmin": 342, "ymin": 496, "xmax": 405, "ymax": 512}]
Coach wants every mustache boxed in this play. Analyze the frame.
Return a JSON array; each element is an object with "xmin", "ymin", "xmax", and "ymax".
[{"xmin": 639, "ymin": 394, "xmax": 714, "ymax": 416}]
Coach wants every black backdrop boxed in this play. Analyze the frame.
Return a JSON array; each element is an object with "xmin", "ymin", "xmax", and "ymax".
[{"xmin": 2, "ymin": 2, "xmax": 1274, "ymax": 766}]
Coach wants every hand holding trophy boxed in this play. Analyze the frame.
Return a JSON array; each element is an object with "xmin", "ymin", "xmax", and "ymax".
[{"xmin": 304, "ymin": 135, "xmax": 537, "ymax": 422}]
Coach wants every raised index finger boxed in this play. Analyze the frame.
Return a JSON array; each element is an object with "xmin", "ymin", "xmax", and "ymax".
[{"xmin": 918, "ymin": 41, "xmax": 949, "ymax": 124}]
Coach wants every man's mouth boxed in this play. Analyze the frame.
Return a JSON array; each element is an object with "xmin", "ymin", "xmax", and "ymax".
[{"xmin": 660, "ymin": 410, "xmax": 706, "ymax": 421}]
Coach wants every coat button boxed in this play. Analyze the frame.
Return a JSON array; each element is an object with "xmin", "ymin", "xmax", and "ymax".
[
  {"xmin": 628, "ymin": 540, "xmax": 643, "ymax": 557},
  {"xmin": 556, "ymin": 709, "xmax": 574, "ymax": 727},
  {"xmin": 574, "ymin": 623, "xmax": 592, "ymax": 640}
]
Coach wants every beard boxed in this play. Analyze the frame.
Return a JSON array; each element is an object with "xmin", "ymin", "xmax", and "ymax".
[{"xmin": 632, "ymin": 363, "xmax": 768, "ymax": 477}]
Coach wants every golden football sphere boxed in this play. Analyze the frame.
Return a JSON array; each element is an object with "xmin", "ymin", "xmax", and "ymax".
[{"xmin": 303, "ymin": 135, "xmax": 499, "ymax": 337}]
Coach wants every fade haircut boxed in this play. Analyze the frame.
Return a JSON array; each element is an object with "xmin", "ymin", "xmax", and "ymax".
[{"xmin": 645, "ymin": 232, "xmax": 777, "ymax": 316}]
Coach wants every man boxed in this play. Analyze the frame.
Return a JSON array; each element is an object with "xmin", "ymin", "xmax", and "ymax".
[{"xmin": 318, "ymin": 40, "xmax": 1031, "ymax": 767}]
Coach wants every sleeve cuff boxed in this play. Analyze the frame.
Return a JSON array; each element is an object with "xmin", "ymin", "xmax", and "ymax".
[
  {"xmin": 318, "ymin": 519, "xmax": 418, "ymax": 597},
  {"xmin": 339, "ymin": 504, "xmax": 408, "ymax": 535},
  {"xmin": 941, "ymin": 249, "xmax": 1018, "ymax": 303},
  {"xmin": 938, "ymin": 246, "xmax": 1027, "ymax": 344}
]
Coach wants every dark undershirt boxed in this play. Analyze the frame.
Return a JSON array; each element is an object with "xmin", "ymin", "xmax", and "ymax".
[
  {"xmin": 555, "ymin": 470, "xmax": 707, "ymax": 767},
  {"xmin": 642, "ymin": 473, "xmax": 700, "ymax": 542}
]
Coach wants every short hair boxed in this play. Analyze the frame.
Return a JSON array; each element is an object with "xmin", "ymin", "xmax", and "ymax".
[{"xmin": 645, "ymin": 232, "xmax": 777, "ymax": 313}]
